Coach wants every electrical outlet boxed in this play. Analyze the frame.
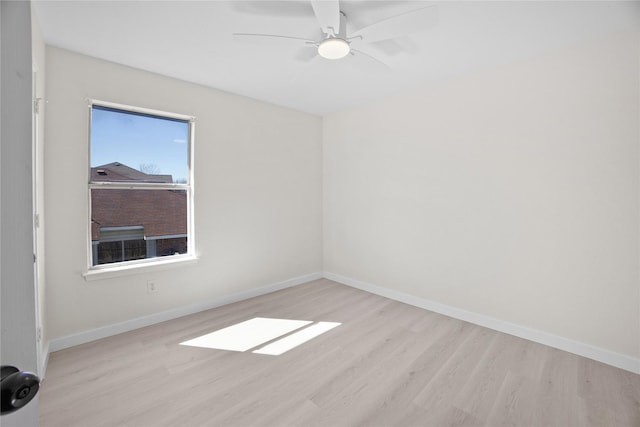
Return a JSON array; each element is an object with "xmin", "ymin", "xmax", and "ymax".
[{"xmin": 147, "ymin": 280, "xmax": 158, "ymax": 293}]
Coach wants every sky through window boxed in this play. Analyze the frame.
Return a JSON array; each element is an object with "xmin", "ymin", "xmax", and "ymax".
[{"xmin": 91, "ymin": 106, "xmax": 189, "ymax": 183}]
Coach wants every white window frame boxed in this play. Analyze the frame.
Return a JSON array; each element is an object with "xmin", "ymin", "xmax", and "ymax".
[{"xmin": 85, "ymin": 100, "xmax": 196, "ymax": 278}]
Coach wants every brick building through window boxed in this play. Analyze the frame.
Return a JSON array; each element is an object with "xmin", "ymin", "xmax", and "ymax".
[{"xmin": 90, "ymin": 162, "xmax": 187, "ymax": 265}]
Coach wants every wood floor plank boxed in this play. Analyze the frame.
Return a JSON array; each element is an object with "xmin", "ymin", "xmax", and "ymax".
[
  {"xmin": 39, "ymin": 279, "xmax": 640, "ymax": 426},
  {"xmin": 451, "ymin": 331, "xmax": 513, "ymax": 420}
]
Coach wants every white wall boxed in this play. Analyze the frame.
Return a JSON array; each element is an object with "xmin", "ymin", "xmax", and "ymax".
[
  {"xmin": 324, "ymin": 30, "xmax": 639, "ymax": 359},
  {"xmin": 44, "ymin": 47, "xmax": 322, "ymax": 341}
]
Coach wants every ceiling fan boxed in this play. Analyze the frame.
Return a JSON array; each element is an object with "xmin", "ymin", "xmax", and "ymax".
[{"xmin": 233, "ymin": 0, "xmax": 438, "ymax": 66}]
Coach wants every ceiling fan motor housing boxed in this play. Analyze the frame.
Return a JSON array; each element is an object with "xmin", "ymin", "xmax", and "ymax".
[{"xmin": 318, "ymin": 11, "xmax": 350, "ymax": 59}]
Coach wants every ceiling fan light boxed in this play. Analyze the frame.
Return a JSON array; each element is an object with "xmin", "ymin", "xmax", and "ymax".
[{"xmin": 318, "ymin": 38, "xmax": 350, "ymax": 60}]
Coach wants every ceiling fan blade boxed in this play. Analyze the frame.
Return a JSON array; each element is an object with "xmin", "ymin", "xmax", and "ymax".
[
  {"xmin": 289, "ymin": 55, "xmax": 324, "ymax": 85},
  {"xmin": 233, "ymin": 33, "xmax": 317, "ymax": 47},
  {"xmin": 350, "ymin": 5, "xmax": 438, "ymax": 43},
  {"xmin": 294, "ymin": 46, "xmax": 320, "ymax": 62},
  {"xmin": 351, "ymin": 48, "xmax": 391, "ymax": 71},
  {"xmin": 310, "ymin": 0, "xmax": 340, "ymax": 35}
]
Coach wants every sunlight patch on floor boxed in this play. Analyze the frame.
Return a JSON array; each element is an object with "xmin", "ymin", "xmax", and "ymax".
[
  {"xmin": 253, "ymin": 321, "xmax": 341, "ymax": 355},
  {"xmin": 180, "ymin": 317, "xmax": 340, "ymax": 355}
]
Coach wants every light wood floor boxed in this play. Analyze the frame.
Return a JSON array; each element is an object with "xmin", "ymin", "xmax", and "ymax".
[{"xmin": 39, "ymin": 279, "xmax": 639, "ymax": 426}]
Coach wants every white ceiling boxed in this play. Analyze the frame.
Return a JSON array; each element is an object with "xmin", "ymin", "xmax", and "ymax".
[{"xmin": 32, "ymin": 1, "xmax": 640, "ymax": 116}]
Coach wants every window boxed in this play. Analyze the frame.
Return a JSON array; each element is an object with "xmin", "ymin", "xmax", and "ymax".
[{"xmin": 89, "ymin": 102, "xmax": 194, "ymax": 269}]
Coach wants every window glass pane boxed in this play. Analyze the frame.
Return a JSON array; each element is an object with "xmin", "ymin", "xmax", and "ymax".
[
  {"xmin": 96, "ymin": 239, "xmax": 147, "ymax": 264},
  {"xmin": 154, "ymin": 237, "xmax": 188, "ymax": 256},
  {"xmin": 91, "ymin": 188, "xmax": 188, "ymax": 266},
  {"xmin": 124, "ymin": 239, "xmax": 147, "ymax": 262},
  {"xmin": 97, "ymin": 241, "xmax": 123, "ymax": 265},
  {"xmin": 90, "ymin": 105, "xmax": 189, "ymax": 184}
]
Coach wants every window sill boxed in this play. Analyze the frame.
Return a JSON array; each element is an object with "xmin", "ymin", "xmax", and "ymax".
[{"xmin": 83, "ymin": 255, "xmax": 198, "ymax": 281}]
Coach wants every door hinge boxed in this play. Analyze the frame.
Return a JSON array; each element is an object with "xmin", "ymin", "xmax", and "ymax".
[
  {"xmin": 33, "ymin": 97, "xmax": 42, "ymax": 115},
  {"xmin": 34, "ymin": 213, "xmax": 40, "ymax": 228},
  {"xmin": 33, "ymin": 253, "xmax": 37, "ymax": 263}
]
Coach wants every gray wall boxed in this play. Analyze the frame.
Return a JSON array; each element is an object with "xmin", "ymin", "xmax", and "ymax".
[{"xmin": 1, "ymin": 1, "xmax": 39, "ymax": 425}]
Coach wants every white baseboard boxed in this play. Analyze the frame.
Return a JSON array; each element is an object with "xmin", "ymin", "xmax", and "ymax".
[
  {"xmin": 48, "ymin": 272, "xmax": 322, "ymax": 353},
  {"xmin": 323, "ymin": 272, "xmax": 640, "ymax": 374}
]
